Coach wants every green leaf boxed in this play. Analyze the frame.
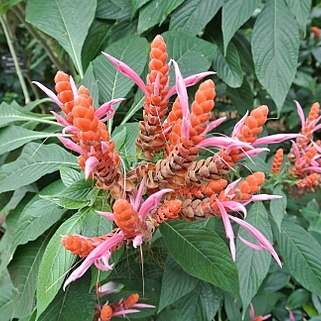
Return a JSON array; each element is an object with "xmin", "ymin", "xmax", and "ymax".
[
  {"xmin": 274, "ymin": 219, "xmax": 321, "ymax": 295},
  {"xmin": 26, "ymin": 0, "xmax": 97, "ymax": 78},
  {"xmin": 213, "ymin": 40, "xmax": 243, "ymax": 88},
  {"xmin": 0, "ymin": 270, "xmax": 13, "ymax": 321},
  {"xmin": 60, "ymin": 167, "xmax": 84, "ymax": 187},
  {"xmin": 131, "ymin": 0, "xmax": 151, "ymax": 14},
  {"xmin": 37, "ymin": 274, "xmax": 95, "ymax": 321},
  {"xmin": 0, "ymin": 143, "xmax": 77, "ymax": 193},
  {"xmin": 41, "ymin": 180, "xmax": 98, "ymax": 209},
  {"xmin": 36, "ymin": 210, "xmax": 88, "ymax": 317},
  {"xmin": 119, "ymin": 123, "xmax": 139, "ymax": 165},
  {"xmin": 121, "ymin": 90, "xmax": 144, "ymax": 125},
  {"xmin": 12, "ymin": 180, "xmax": 66, "ymax": 249},
  {"xmin": 0, "ymin": 0, "xmax": 23, "ymax": 14},
  {"xmin": 96, "ymin": 0, "xmax": 131, "ymax": 20},
  {"xmin": 236, "ymin": 202, "xmax": 272, "ymax": 311},
  {"xmin": 159, "ymin": 256, "xmax": 199, "ymax": 312},
  {"xmin": 137, "ymin": 0, "xmax": 185, "ymax": 34},
  {"xmin": 93, "ymin": 35, "xmax": 148, "ymax": 103},
  {"xmin": 170, "ymin": 0, "xmax": 223, "ymax": 36},
  {"xmin": 82, "ymin": 63, "xmax": 100, "ymax": 107},
  {"xmin": 160, "ymin": 220, "xmax": 239, "ymax": 294},
  {"xmin": 287, "ymin": 288, "xmax": 310, "ymax": 309},
  {"xmin": 252, "ymin": 0, "xmax": 300, "ymax": 111},
  {"xmin": 0, "ymin": 102, "xmax": 59, "ymax": 128},
  {"xmin": 269, "ymin": 185, "xmax": 287, "ymax": 230},
  {"xmin": 0, "ymin": 126, "xmax": 62, "ymax": 155},
  {"xmin": 112, "ymin": 126, "xmax": 127, "ymax": 151},
  {"xmin": 162, "ymin": 31, "xmax": 216, "ymax": 80},
  {"xmin": 286, "ymin": 0, "xmax": 312, "ymax": 31},
  {"xmin": 158, "ymin": 282, "xmax": 221, "ymax": 321},
  {"xmin": 8, "ymin": 233, "xmax": 52, "ymax": 319},
  {"xmin": 222, "ymin": 0, "xmax": 260, "ymax": 54}
]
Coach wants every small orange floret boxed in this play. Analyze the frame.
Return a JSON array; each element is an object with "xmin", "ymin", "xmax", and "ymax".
[
  {"xmin": 271, "ymin": 148, "xmax": 283, "ymax": 174},
  {"xmin": 100, "ymin": 304, "xmax": 113, "ymax": 321},
  {"xmin": 123, "ymin": 294, "xmax": 140, "ymax": 309}
]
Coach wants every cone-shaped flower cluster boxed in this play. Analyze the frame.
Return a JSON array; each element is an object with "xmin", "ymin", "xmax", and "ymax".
[{"xmin": 34, "ymin": 35, "xmax": 309, "ymax": 294}]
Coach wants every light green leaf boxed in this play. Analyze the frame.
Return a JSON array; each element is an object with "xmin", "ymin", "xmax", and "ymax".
[
  {"xmin": 37, "ymin": 274, "xmax": 95, "ymax": 321},
  {"xmin": 93, "ymin": 35, "xmax": 148, "ymax": 103},
  {"xmin": 60, "ymin": 167, "xmax": 84, "ymax": 187},
  {"xmin": 8, "ymin": 233, "xmax": 52, "ymax": 319},
  {"xmin": 170, "ymin": 0, "xmax": 223, "ymax": 36},
  {"xmin": 96, "ymin": 0, "xmax": 131, "ymax": 20},
  {"xmin": 112, "ymin": 126, "xmax": 127, "ymax": 151},
  {"xmin": 0, "ymin": 143, "xmax": 77, "ymax": 193},
  {"xmin": 287, "ymin": 288, "xmax": 310, "ymax": 309},
  {"xmin": 160, "ymin": 220, "xmax": 239, "ymax": 294},
  {"xmin": 0, "ymin": 269, "xmax": 13, "ymax": 321},
  {"xmin": 81, "ymin": 63, "xmax": 100, "ymax": 107},
  {"xmin": 0, "ymin": 126, "xmax": 62, "ymax": 155},
  {"xmin": 12, "ymin": 180, "xmax": 66, "ymax": 249},
  {"xmin": 274, "ymin": 219, "xmax": 321, "ymax": 295},
  {"xmin": 121, "ymin": 90, "xmax": 144, "ymax": 125},
  {"xmin": 159, "ymin": 256, "xmax": 199, "ymax": 312},
  {"xmin": 162, "ymin": 31, "xmax": 216, "ymax": 81},
  {"xmin": 26, "ymin": 0, "xmax": 97, "ymax": 78},
  {"xmin": 270, "ymin": 184, "xmax": 287, "ymax": 230},
  {"xmin": 252, "ymin": 0, "xmax": 300, "ymax": 110},
  {"xmin": 36, "ymin": 210, "xmax": 88, "ymax": 317},
  {"xmin": 236, "ymin": 202, "xmax": 272, "ymax": 311},
  {"xmin": 137, "ymin": 0, "xmax": 185, "ymax": 34},
  {"xmin": 41, "ymin": 180, "xmax": 98, "ymax": 209},
  {"xmin": 286, "ymin": 0, "xmax": 312, "ymax": 31},
  {"xmin": 118, "ymin": 123, "xmax": 139, "ymax": 165},
  {"xmin": 0, "ymin": 102, "xmax": 59, "ymax": 128},
  {"xmin": 222, "ymin": 0, "xmax": 260, "ymax": 54}
]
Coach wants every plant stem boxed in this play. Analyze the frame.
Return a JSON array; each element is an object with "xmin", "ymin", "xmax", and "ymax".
[{"xmin": 0, "ymin": 13, "xmax": 31, "ymax": 104}]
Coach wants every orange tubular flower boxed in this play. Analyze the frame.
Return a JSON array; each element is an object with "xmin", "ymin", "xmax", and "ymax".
[{"xmin": 271, "ymin": 148, "xmax": 283, "ymax": 174}]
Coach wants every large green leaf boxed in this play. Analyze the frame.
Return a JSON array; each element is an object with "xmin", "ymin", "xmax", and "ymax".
[
  {"xmin": 0, "ymin": 126, "xmax": 62, "ymax": 155},
  {"xmin": 269, "ymin": 184, "xmax": 287, "ymax": 230},
  {"xmin": 0, "ymin": 102, "xmax": 59, "ymax": 128},
  {"xmin": 286, "ymin": 0, "xmax": 312, "ymax": 31},
  {"xmin": 8, "ymin": 233, "xmax": 52, "ymax": 319},
  {"xmin": 170, "ymin": 0, "xmax": 223, "ymax": 36},
  {"xmin": 12, "ymin": 180, "xmax": 67, "ymax": 249},
  {"xmin": 131, "ymin": 0, "xmax": 151, "ymax": 14},
  {"xmin": 159, "ymin": 256, "xmax": 199, "ymax": 312},
  {"xmin": 162, "ymin": 31, "xmax": 216, "ymax": 80},
  {"xmin": 0, "ymin": 270, "xmax": 13, "ymax": 321},
  {"xmin": 158, "ymin": 282, "xmax": 221, "ymax": 321},
  {"xmin": 222, "ymin": 0, "xmax": 260, "ymax": 54},
  {"xmin": 93, "ymin": 35, "xmax": 148, "ymax": 103},
  {"xmin": 274, "ymin": 219, "xmax": 321, "ymax": 295},
  {"xmin": 96, "ymin": 0, "xmax": 131, "ymax": 20},
  {"xmin": 252, "ymin": 0, "xmax": 300, "ymax": 110},
  {"xmin": 82, "ymin": 63, "xmax": 100, "ymax": 108},
  {"xmin": 36, "ymin": 210, "xmax": 87, "ymax": 317},
  {"xmin": 60, "ymin": 167, "xmax": 84, "ymax": 187},
  {"xmin": 236, "ymin": 203, "xmax": 272, "ymax": 311},
  {"xmin": 0, "ymin": 143, "xmax": 77, "ymax": 193},
  {"xmin": 26, "ymin": 0, "xmax": 97, "ymax": 78},
  {"xmin": 137, "ymin": 0, "xmax": 185, "ymax": 34},
  {"xmin": 160, "ymin": 220, "xmax": 239, "ymax": 294},
  {"xmin": 37, "ymin": 274, "xmax": 95, "ymax": 321}
]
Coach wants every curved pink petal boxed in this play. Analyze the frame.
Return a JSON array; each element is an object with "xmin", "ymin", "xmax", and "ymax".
[
  {"xmin": 303, "ymin": 166, "xmax": 321, "ymax": 173},
  {"xmin": 228, "ymin": 215, "xmax": 282, "ymax": 267},
  {"xmin": 253, "ymin": 134, "xmax": 303, "ymax": 146},
  {"xmin": 112, "ymin": 309, "xmax": 140, "ymax": 317},
  {"xmin": 96, "ymin": 211, "xmax": 115, "ymax": 221},
  {"xmin": 165, "ymin": 71, "xmax": 215, "ymax": 100},
  {"xmin": 238, "ymin": 148, "xmax": 269, "ymax": 158},
  {"xmin": 294, "ymin": 100, "xmax": 305, "ymax": 128},
  {"xmin": 84, "ymin": 156, "xmax": 99, "ymax": 179},
  {"xmin": 133, "ymin": 235, "xmax": 143, "ymax": 248},
  {"xmin": 249, "ymin": 304, "xmax": 255, "ymax": 320},
  {"xmin": 239, "ymin": 236, "xmax": 263, "ymax": 250},
  {"xmin": 62, "ymin": 126, "xmax": 78, "ymax": 135},
  {"xmin": 232, "ymin": 111, "xmax": 249, "ymax": 137},
  {"xmin": 69, "ymin": 76, "xmax": 78, "ymax": 99},
  {"xmin": 32, "ymin": 81, "xmax": 63, "ymax": 107},
  {"xmin": 291, "ymin": 141, "xmax": 301, "ymax": 159},
  {"xmin": 312, "ymin": 123, "xmax": 321, "ymax": 133},
  {"xmin": 202, "ymin": 117, "xmax": 227, "ymax": 135},
  {"xmin": 58, "ymin": 136, "xmax": 83, "ymax": 154},
  {"xmin": 51, "ymin": 111, "xmax": 70, "ymax": 126},
  {"xmin": 224, "ymin": 178, "xmax": 242, "ymax": 195},
  {"xmin": 134, "ymin": 176, "xmax": 146, "ymax": 211},
  {"xmin": 197, "ymin": 136, "xmax": 253, "ymax": 149},
  {"xmin": 133, "ymin": 303, "xmax": 156, "ymax": 309},
  {"xmin": 221, "ymin": 201, "xmax": 247, "ymax": 217},
  {"xmin": 102, "ymin": 52, "xmax": 149, "ymax": 96},
  {"xmin": 138, "ymin": 188, "xmax": 173, "ymax": 220},
  {"xmin": 95, "ymin": 98, "xmax": 125, "ymax": 119}
]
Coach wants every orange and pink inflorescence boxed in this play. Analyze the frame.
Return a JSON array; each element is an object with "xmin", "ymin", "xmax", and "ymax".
[{"xmin": 34, "ymin": 34, "xmax": 321, "ymax": 318}]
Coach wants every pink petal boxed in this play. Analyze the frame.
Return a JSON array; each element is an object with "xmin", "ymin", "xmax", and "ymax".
[
  {"xmin": 248, "ymin": 194, "xmax": 282, "ymax": 202},
  {"xmin": 101, "ymin": 141, "xmax": 109, "ymax": 153},
  {"xmin": 224, "ymin": 178, "xmax": 242, "ymax": 195},
  {"xmin": 95, "ymin": 98, "xmax": 125, "ymax": 119},
  {"xmin": 221, "ymin": 201, "xmax": 247, "ymax": 217},
  {"xmin": 32, "ymin": 81, "xmax": 63, "ymax": 107},
  {"xmin": 288, "ymin": 310, "xmax": 295, "ymax": 321},
  {"xmin": 133, "ymin": 303, "xmax": 156, "ymax": 309},
  {"xmin": 294, "ymin": 100, "xmax": 305, "ymax": 128},
  {"xmin": 197, "ymin": 136, "xmax": 253, "ymax": 149},
  {"xmin": 165, "ymin": 71, "xmax": 215, "ymax": 100},
  {"xmin": 112, "ymin": 309, "xmax": 140, "ymax": 317},
  {"xmin": 69, "ymin": 76, "xmax": 78, "ymax": 99},
  {"xmin": 291, "ymin": 141, "xmax": 301, "ymax": 159},
  {"xmin": 62, "ymin": 126, "xmax": 78, "ymax": 135},
  {"xmin": 239, "ymin": 236, "xmax": 263, "ymax": 250},
  {"xmin": 216, "ymin": 200, "xmax": 236, "ymax": 261},
  {"xmin": 102, "ymin": 52, "xmax": 149, "ymax": 96},
  {"xmin": 312, "ymin": 123, "xmax": 321, "ymax": 132},
  {"xmin": 58, "ymin": 136, "xmax": 83, "ymax": 154},
  {"xmin": 253, "ymin": 134, "xmax": 303, "ymax": 146},
  {"xmin": 84, "ymin": 156, "xmax": 99, "ymax": 179},
  {"xmin": 228, "ymin": 215, "xmax": 282, "ymax": 267},
  {"xmin": 134, "ymin": 176, "xmax": 146, "ymax": 211},
  {"xmin": 263, "ymin": 314, "xmax": 272, "ymax": 321},
  {"xmin": 138, "ymin": 189, "xmax": 173, "ymax": 220},
  {"xmin": 238, "ymin": 147, "xmax": 269, "ymax": 158},
  {"xmin": 51, "ymin": 111, "xmax": 70, "ymax": 126},
  {"xmin": 231, "ymin": 111, "xmax": 249, "ymax": 137},
  {"xmin": 63, "ymin": 233, "xmax": 125, "ymax": 290},
  {"xmin": 303, "ymin": 166, "xmax": 321, "ymax": 173},
  {"xmin": 96, "ymin": 211, "xmax": 115, "ymax": 221},
  {"xmin": 202, "ymin": 117, "xmax": 227, "ymax": 135},
  {"xmin": 133, "ymin": 235, "xmax": 143, "ymax": 248},
  {"xmin": 171, "ymin": 60, "xmax": 190, "ymax": 140}
]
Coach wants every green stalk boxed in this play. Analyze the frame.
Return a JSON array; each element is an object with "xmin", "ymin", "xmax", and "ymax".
[{"xmin": 0, "ymin": 13, "xmax": 31, "ymax": 104}]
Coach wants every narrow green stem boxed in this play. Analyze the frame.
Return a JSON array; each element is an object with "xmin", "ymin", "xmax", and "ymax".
[{"xmin": 0, "ymin": 14, "xmax": 31, "ymax": 104}]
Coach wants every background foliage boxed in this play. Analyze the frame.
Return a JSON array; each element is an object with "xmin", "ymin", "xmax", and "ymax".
[{"xmin": 1, "ymin": 0, "xmax": 321, "ymax": 320}]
